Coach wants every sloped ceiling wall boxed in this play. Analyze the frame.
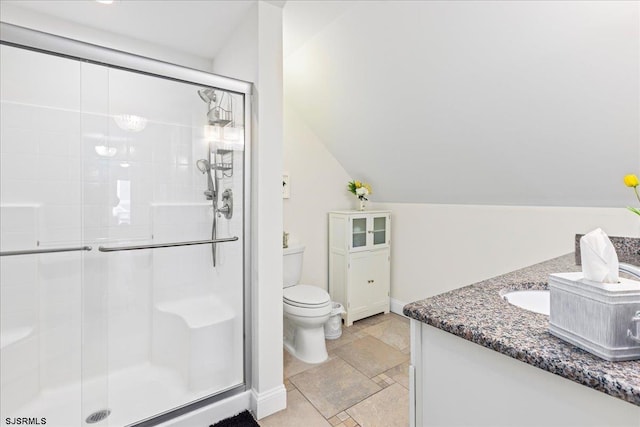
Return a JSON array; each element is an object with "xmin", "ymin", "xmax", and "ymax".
[
  {"xmin": 1, "ymin": 0, "xmax": 255, "ymax": 60},
  {"xmin": 284, "ymin": 1, "xmax": 639, "ymax": 206}
]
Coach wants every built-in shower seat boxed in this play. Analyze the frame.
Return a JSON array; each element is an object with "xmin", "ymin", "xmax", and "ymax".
[{"xmin": 151, "ymin": 296, "xmax": 235, "ymax": 392}]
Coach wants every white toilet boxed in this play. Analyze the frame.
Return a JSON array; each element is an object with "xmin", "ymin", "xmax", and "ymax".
[{"xmin": 283, "ymin": 244, "xmax": 331, "ymax": 364}]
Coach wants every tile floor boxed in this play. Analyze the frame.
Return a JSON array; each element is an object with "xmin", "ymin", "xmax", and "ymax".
[{"xmin": 259, "ymin": 313, "xmax": 410, "ymax": 427}]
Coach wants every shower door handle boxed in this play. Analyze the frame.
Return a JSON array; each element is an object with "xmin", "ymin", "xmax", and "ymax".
[
  {"xmin": 0, "ymin": 246, "xmax": 93, "ymax": 256},
  {"xmin": 97, "ymin": 237, "xmax": 238, "ymax": 252}
]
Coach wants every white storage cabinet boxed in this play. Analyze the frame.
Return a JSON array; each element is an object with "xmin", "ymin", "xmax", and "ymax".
[{"xmin": 329, "ymin": 210, "xmax": 391, "ymax": 326}]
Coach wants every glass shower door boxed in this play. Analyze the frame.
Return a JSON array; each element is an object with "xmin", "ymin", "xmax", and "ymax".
[
  {"xmin": 1, "ymin": 41, "xmax": 247, "ymax": 427},
  {"xmin": 0, "ymin": 44, "xmax": 88, "ymax": 427},
  {"xmin": 91, "ymin": 65, "xmax": 246, "ymax": 425}
]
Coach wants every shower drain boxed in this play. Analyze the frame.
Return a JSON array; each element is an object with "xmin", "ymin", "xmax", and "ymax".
[{"xmin": 86, "ymin": 409, "xmax": 111, "ymax": 424}]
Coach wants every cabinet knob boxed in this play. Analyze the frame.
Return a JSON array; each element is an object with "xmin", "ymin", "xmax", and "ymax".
[{"xmin": 367, "ymin": 230, "xmax": 374, "ymax": 234}]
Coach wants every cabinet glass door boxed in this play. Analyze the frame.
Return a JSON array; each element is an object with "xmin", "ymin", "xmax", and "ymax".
[
  {"xmin": 351, "ymin": 217, "xmax": 367, "ymax": 248},
  {"xmin": 371, "ymin": 215, "xmax": 388, "ymax": 246}
]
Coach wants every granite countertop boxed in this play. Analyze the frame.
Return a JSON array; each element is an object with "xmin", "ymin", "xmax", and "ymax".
[{"xmin": 403, "ymin": 253, "xmax": 640, "ymax": 407}]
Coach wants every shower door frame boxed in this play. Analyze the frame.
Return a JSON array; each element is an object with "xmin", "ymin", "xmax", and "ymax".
[{"xmin": 0, "ymin": 22, "xmax": 253, "ymax": 427}]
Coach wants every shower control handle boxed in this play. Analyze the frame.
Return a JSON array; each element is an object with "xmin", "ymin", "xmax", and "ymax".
[{"xmin": 218, "ymin": 189, "xmax": 233, "ymax": 219}]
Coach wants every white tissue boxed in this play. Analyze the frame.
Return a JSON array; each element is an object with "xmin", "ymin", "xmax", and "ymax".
[{"xmin": 580, "ymin": 228, "xmax": 619, "ymax": 284}]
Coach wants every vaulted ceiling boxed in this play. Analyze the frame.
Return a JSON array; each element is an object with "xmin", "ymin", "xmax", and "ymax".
[
  {"xmin": 1, "ymin": 0, "xmax": 255, "ymax": 64},
  {"xmin": 283, "ymin": 1, "xmax": 640, "ymax": 206},
  {"xmin": 2, "ymin": 1, "xmax": 638, "ymax": 207}
]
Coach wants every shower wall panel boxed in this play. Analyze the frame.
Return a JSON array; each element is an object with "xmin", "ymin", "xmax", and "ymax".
[
  {"xmin": 1, "ymin": 45, "xmax": 84, "ymax": 420},
  {"xmin": 1, "ymin": 42, "xmax": 247, "ymax": 427}
]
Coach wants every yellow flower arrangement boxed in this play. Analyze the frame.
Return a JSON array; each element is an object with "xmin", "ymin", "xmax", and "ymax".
[
  {"xmin": 348, "ymin": 180, "xmax": 372, "ymax": 201},
  {"xmin": 623, "ymin": 174, "xmax": 640, "ymax": 216}
]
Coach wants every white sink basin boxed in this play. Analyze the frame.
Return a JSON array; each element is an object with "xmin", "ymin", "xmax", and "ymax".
[{"xmin": 502, "ymin": 290, "xmax": 550, "ymax": 315}]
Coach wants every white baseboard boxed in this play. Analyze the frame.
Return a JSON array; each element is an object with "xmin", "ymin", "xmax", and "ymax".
[
  {"xmin": 251, "ymin": 384, "xmax": 287, "ymax": 420},
  {"xmin": 390, "ymin": 298, "xmax": 409, "ymax": 317},
  {"xmin": 159, "ymin": 391, "xmax": 251, "ymax": 426}
]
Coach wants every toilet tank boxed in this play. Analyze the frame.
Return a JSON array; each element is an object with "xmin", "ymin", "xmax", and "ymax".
[{"xmin": 283, "ymin": 244, "xmax": 305, "ymax": 288}]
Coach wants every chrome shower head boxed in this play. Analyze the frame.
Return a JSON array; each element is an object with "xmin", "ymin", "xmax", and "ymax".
[
  {"xmin": 196, "ymin": 158, "xmax": 215, "ymax": 198},
  {"xmin": 198, "ymin": 88, "xmax": 216, "ymax": 104},
  {"xmin": 196, "ymin": 158, "xmax": 211, "ymax": 174}
]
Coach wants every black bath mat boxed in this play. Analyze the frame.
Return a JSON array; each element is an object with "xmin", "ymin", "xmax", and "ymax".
[{"xmin": 210, "ymin": 410, "xmax": 259, "ymax": 427}]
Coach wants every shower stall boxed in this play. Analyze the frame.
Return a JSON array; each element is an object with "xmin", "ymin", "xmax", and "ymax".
[{"xmin": 0, "ymin": 24, "xmax": 252, "ymax": 426}]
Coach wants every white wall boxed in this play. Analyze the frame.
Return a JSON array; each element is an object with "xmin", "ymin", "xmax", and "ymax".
[
  {"xmin": 211, "ymin": 4, "xmax": 258, "ymax": 83},
  {"xmin": 212, "ymin": 1, "xmax": 286, "ymax": 419},
  {"xmin": 285, "ymin": 0, "xmax": 640, "ymax": 206},
  {"xmin": 373, "ymin": 202, "xmax": 640, "ymax": 305},
  {"xmin": 282, "ymin": 103, "xmax": 353, "ymax": 290},
  {"xmin": 281, "ymin": 1, "xmax": 640, "ymax": 314},
  {"xmin": 0, "ymin": 2, "xmax": 212, "ymax": 71},
  {"xmin": 254, "ymin": 2, "xmax": 285, "ymax": 418}
]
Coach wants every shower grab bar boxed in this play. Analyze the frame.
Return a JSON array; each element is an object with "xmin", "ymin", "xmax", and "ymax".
[
  {"xmin": 0, "ymin": 246, "xmax": 93, "ymax": 257},
  {"xmin": 97, "ymin": 237, "xmax": 239, "ymax": 252}
]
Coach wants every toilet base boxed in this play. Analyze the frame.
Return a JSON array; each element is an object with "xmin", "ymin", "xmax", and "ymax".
[{"xmin": 283, "ymin": 319, "xmax": 328, "ymax": 364}]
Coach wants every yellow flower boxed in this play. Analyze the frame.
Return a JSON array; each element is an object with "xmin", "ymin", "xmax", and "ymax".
[
  {"xmin": 624, "ymin": 174, "xmax": 639, "ymax": 188},
  {"xmin": 347, "ymin": 180, "xmax": 372, "ymax": 200},
  {"xmin": 623, "ymin": 173, "xmax": 640, "ymax": 217}
]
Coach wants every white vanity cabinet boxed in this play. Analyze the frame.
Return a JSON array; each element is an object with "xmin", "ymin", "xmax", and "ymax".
[{"xmin": 329, "ymin": 210, "xmax": 391, "ymax": 326}]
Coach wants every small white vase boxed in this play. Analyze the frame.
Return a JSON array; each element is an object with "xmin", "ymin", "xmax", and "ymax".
[{"xmin": 358, "ymin": 199, "xmax": 366, "ymax": 211}]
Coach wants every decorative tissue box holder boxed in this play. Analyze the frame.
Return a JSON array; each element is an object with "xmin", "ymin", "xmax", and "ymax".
[{"xmin": 548, "ymin": 272, "xmax": 640, "ymax": 361}]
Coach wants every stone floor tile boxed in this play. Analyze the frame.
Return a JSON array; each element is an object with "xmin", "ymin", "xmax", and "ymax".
[
  {"xmin": 384, "ymin": 361, "xmax": 410, "ymax": 390},
  {"xmin": 333, "ymin": 335, "xmax": 408, "ymax": 378},
  {"xmin": 347, "ymin": 313, "xmax": 390, "ymax": 331},
  {"xmin": 346, "ymin": 383, "xmax": 409, "ymax": 427},
  {"xmin": 326, "ymin": 329, "xmax": 359, "ymax": 353},
  {"xmin": 328, "ymin": 416, "xmax": 341, "ymax": 426},
  {"xmin": 289, "ymin": 357, "xmax": 381, "ymax": 418},
  {"xmin": 273, "ymin": 311, "xmax": 410, "ymax": 426},
  {"xmin": 284, "ymin": 348, "xmax": 332, "ymax": 379},
  {"xmin": 390, "ymin": 312, "xmax": 410, "ymax": 324},
  {"xmin": 283, "ymin": 378, "xmax": 297, "ymax": 392},
  {"xmin": 337, "ymin": 411, "xmax": 349, "ymax": 421},
  {"xmin": 258, "ymin": 389, "xmax": 331, "ymax": 427},
  {"xmin": 361, "ymin": 316, "xmax": 410, "ymax": 351}
]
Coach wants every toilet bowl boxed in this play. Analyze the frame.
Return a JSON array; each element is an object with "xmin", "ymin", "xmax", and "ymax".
[{"xmin": 283, "ymin": 245, "xmax": 331, "ymax": 364}]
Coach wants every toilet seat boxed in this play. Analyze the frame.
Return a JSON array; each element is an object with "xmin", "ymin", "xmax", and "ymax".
[
  {"xmin": 283, "ymin": 285, "xmax": 331, "ymax": 318},
  {"xmin": 283, "ymin": 301, "xmax": 331, "ymax": 318},
  {"xmin": 283, "ymin": 284, "xmax": 330, "ymax": 308}
]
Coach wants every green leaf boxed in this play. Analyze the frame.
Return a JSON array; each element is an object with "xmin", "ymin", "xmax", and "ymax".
[{"xmin": 626, "ymin": 207, "xmax": 640, "ymax": 216}]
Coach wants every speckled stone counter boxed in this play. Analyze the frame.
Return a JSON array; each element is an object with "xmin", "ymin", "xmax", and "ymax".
[
  {"xmin": 403, "ymin": 253, "xmax": 640, "ymax": 406},
  {"xmin": 575, "ymin": 235, "xmax": 640, "ymax": 266}
]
